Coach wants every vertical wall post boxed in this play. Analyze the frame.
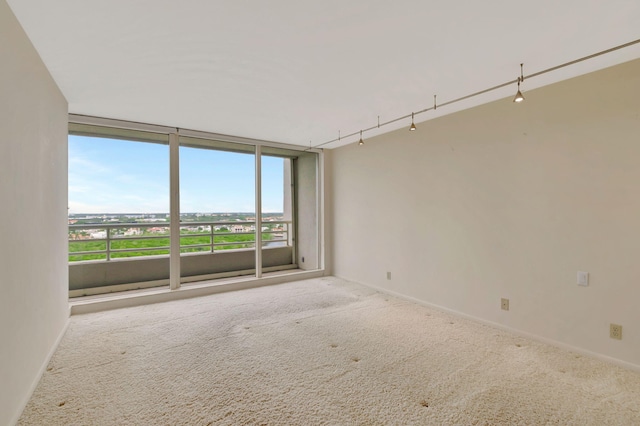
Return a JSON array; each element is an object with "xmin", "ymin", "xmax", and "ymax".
[
  {"xmin": 283, "ymin": 159, "xmax": 294, "ymax": 265},
  {"xmin": 169, "ymin": 132, "xmax": 181, "ymax": 290},
  {"xmin": 106, "ymin": 227, "xmax": 111, "ymax": 261},
  {"xmin": 255, "ymin": 145, "xmax": 262, "ymax": 278},
  {"xmin": 317, "ymin": 151, "xmax": 324, "ymax": 271}
]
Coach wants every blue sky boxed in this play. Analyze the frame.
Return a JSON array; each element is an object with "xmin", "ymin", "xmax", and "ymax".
[{"xmin": 68, "ymin": 135, "xmax": 285, "ymax": 214}]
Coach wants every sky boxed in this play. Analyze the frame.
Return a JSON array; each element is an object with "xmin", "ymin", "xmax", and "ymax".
[{"xmin": 68, "ymin": 135, "xmax": 285, "ymax": 214}]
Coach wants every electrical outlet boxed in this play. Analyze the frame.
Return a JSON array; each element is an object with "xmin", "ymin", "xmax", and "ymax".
[
  {"xmin": 610, "ymin": 324, "xmax": 623, "ymax": 340},
  {"xmin": 386, "ymin": 272, "xmax": 391, "ymax": 280},
  {"xmin": 501, "ymin": 298, "xmax": 509, "ymax": 311}
]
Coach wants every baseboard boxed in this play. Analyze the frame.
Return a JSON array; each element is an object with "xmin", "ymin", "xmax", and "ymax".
[
  {"xmin": 338, "ymin": 275, "xmax": 640, "ymax": 374},
  {"xmin": 10, "ymin": 311, "xmax": 71, "ymax": 426}
]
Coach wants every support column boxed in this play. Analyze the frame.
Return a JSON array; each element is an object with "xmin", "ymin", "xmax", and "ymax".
[
  {"xmin": 255, "ymin": 145, "xmax": 262, "ymax": 278},
  {"xmin": 169, "ymin": 132, "xmax": 181, "ymax": 290}
]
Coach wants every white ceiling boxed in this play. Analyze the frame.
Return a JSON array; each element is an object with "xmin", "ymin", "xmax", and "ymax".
[{"xmin": 7, "ymin": 1, "xmax": 640, "ymax": 148}]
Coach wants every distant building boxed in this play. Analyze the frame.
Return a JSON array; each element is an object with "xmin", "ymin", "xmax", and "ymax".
[
  {"xmin": 148, "ymin": 227, "xmax": 168, "ymax": 234},
  {"xmin": 90, "ymin": 230, "xmax": 107, "ymax": 239}
]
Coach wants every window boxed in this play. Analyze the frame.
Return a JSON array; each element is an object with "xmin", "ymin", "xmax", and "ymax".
[
  {"xmin": 68, "ymin": 120, "xmax": 320, "ymax": 296},
  {"xmin": 179, "ymin": 138, "xmax": 256, "ymax": 254},
  {"xmin": 68, "ymin": 125, "xmax": 170, "ymax": 261}
]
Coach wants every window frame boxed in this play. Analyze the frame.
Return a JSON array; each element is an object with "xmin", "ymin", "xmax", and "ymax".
[{"xmin": 68, "ymin": 114, "xmax": 323, "ymax": 295}]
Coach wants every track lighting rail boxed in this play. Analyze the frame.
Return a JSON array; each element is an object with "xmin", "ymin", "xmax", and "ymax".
[{"xmin": 312, "ymin": 37, "xmax": 640, "ymax": 149}]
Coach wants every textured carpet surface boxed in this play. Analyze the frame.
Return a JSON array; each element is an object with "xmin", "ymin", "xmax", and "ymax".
[{"xmin": 19, "ymin": 277, "xmax": 640, "ymax": 425}]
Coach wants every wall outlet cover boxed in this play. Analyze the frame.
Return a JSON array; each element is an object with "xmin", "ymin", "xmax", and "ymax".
[
  {"xmin": 501, "ymin": 298, "xmax": 509, "ymax": 311},
  {"xmin": 610, "ymin": 323, "xmax": 622, "ymax": 340}
]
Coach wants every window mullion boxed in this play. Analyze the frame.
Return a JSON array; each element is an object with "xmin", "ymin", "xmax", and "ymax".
[
  {"xmin": 255, "ymin": 145, "xmax": 262, "ymax": 278},
  {"xmin": 169, "ymin": 132, "xmax": 181, "ymax": 290}
]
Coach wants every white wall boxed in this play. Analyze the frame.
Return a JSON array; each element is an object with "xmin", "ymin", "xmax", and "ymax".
[
  {"xmin": 0, "ymin": 2, "xmax": 69, "ymax": 424},
  {"xmin": 330, "ymin": 58, "xmax": 640, "ymax": 368}
]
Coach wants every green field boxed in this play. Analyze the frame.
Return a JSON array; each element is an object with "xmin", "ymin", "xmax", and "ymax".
[{"xmin": 69, "ymin": 229, "xmax": 277, "ymax": 262}]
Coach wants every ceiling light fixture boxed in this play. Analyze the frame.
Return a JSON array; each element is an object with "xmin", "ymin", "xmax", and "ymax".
[
  {"xmin": 409, "ymin": 113, "xmax": 416, "ymax": 131},
  {"xmin": 513, "ymin": 63, "xmax": 525, "ymax": 103},
  {"xmin": 312, "ymin": 38, "xmax": 640, "ymax": 149}
]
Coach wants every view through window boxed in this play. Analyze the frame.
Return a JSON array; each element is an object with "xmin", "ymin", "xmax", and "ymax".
[
  {"xmin": 68, "ymin": 133, "xmax": 170, "ymax": 261},
  {"xmin": 68, "ymin": 124, "xmax": 305, "ymax": 295}
]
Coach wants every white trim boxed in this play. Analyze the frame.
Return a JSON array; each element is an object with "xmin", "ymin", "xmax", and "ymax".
[
  {"xmin": 70, "ymin": 269, "xmax": 324, "ymax": 315},
  {"xmin": 69, "ymin": 114, "xmax": 323, "ymax": 153},
  {"xmin": 341, "ymin": 276, "xmax": 640, "ymax": 373},
  {"xmin": 68, "ymin": 114, "xmax": 176, "ymax": 134},
  {"xmin": 11, "ymin": 313, "xmax": 71, "ymax": 426},
  {"xmin": 178, "ymin": 127, "xmax": 321, "ymax": 153}
]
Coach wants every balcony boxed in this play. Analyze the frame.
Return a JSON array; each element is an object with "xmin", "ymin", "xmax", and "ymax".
[{"xmin": 69, "ymin": 221, "xmax": 295, "ymax": 296}]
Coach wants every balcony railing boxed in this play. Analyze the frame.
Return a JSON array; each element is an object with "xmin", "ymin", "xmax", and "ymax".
[{"xmin": 68, "ymin": 221, "xmax": 291, "ymax": 262}]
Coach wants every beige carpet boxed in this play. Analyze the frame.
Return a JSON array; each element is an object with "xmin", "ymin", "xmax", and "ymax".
[{"xmin": 19, "ymin": 277, "xmax": 640, "ymax": 425}]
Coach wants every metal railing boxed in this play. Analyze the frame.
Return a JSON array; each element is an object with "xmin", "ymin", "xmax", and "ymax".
[{"xmin": 68, "ymin": 221, "xmax": 291, "ymax": 262}]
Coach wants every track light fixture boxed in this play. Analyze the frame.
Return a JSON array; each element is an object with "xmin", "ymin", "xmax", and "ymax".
[
  {"xmin": 513, "ymin": 80, "xmax": 524, "ymax": 102},
  {"xmin": 409, "ymin": 113, "xmax": 416, "ymax": 131},
  {"xmin": 513, "ymin": 63, "xmax": 525, "ymax": 103},
  {"xmin": 312, "ymin": 38, "xmax": 640, "ymax": 149}
]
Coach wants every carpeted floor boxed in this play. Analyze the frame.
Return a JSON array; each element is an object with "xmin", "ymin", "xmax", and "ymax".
[{"xmin": 19, "ymin": 277, "xmax": 640, "ymax": 425}]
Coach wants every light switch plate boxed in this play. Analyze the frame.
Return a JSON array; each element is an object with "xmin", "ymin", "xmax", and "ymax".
[{"xmin": 577, "ymin": 271, "xmax": 589, "ymax": 286}]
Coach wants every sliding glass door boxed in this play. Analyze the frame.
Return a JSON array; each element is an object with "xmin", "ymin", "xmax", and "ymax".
[
  {"xmin": 67, "ymin": 119, "xmax": 320, "ymax": 296},
  {"xmin": 260, "ymin": 149, "xmax": 296, "ymax": 273},
  {"xmin": 179, "ymin": 137, "xmax": 257, "ymax": 282},
  {"xmin": 67, "ymin": 124, "xmax": 170, "ymax": 296}
]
